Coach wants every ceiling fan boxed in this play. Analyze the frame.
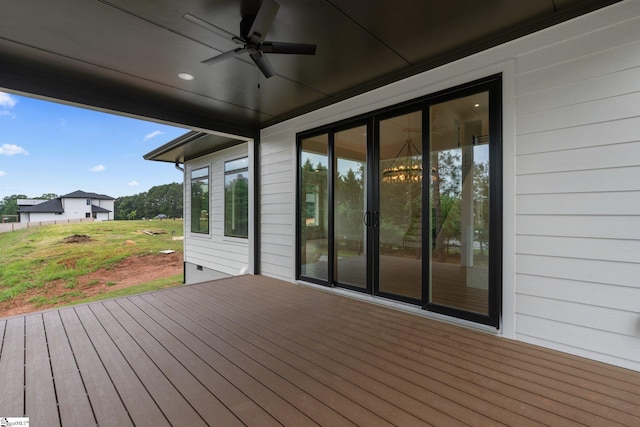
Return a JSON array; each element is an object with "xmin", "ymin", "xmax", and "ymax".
[{"xmin": 184, "ymin": 0, "xmax": 317, "ymax": 79}]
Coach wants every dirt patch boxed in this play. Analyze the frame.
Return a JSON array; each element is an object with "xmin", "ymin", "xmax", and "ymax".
[
  {"xmin": 63, "ymin": 234, "xmax": 92, "ymax": 243},
  {"xmin": 0, "ymin": 252, "xmax": 182, "ymax": 318}
]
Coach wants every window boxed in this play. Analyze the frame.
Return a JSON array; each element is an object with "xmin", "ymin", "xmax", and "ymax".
[
  {"xmin": 86, "ymin": 199, "xmax": 91, "ymax": 205},
  {"xmin": 190, "ymin": 166, "xmax": 209, "ymax": 234},
  {"xmin": 224, "ymin": 157, "xmax": 249, "ymax": 238}
]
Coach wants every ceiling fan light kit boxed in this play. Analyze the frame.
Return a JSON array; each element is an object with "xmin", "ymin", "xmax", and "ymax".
[{"xmin": 185, "ymin": 0, "xmax": 317, "ymax": 79}]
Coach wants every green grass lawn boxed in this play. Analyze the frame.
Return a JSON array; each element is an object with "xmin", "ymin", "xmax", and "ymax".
[{"xmin": 0, "ymin": 219, "xmax": 184, "ymax": 313}]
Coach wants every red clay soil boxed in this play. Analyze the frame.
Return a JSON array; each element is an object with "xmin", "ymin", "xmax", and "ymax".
[{"xmin": 0, "ymin": 252, "xmax": 183, "ymax": 318}]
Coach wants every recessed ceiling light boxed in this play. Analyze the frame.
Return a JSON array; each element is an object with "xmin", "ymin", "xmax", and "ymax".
[
  {"xmin": 178, "ymin": 73, "xmax": 194, "ymax": 81},
  {"xmin": 474, "ymin": 103, "xmax": 480, "ymax": 108}
]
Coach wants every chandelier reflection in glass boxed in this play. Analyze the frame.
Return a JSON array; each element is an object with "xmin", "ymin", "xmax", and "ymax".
[{"xmin": 382, "ymin": 133, "xmax": 423, "ymax": 184}]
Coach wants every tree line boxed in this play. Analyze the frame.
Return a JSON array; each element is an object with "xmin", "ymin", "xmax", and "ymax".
[
  {"xmin": 115, "ymin": 183, "xmax": 183, "ymax": 220},
  {"xmin": 0, "ymin": 183, "xmax": 183, "ymax": 221}
]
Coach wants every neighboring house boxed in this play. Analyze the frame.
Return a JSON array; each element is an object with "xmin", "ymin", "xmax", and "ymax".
[
  {"xmin": 146, "ymin": 1, "xmax": 640, "ymax": 372},
  {"xmin": 18, "ymin": 190, "xmax": 115, "ymax": 222}
]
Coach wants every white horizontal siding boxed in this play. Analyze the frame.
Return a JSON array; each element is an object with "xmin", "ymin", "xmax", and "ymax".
[
  {"xmin": 517, "ymin": 275, "xmax": 639, "ymax": 314},
  {"xmin": 516, "ymin": 235, "xmax": 640, "ymax": 264},
  {"xmin": 516, "ymin": 192, "xmax": 640, "ymax": 215},
  {"xmin": 517, "ymin": 166, "xmax": 640, "ymax": 194},
  {"xmin": 517, "ymin": 215, "xmax": 640, "ymax": 240},
  {"xmin": 516, "ymin": 115, "xmax": 640, "ymax": 157},
  {"xmin": 259, "ymin": 137, "xmax": 296, "ymax": 280},
  {"xmin": 516, "ymin": 315, "xmax": 640, "ymax": 371},
  {"xmin": 184, "ymin": 144, "xmax": 250, "ymax": 278},
  {"xmin": 517, "ymin": 91, "xmax": 640, "ymax": 136},
  {"xmin": 516, "ymin": 141, "xmax": 640, "ymax": 176},
  {"xmin": 516, "ymin": 294, "xmax": 639, "ymax": 338},
  {"xmin": 516, "ymin": 254, "xmax": 640, "ymax": 291}
]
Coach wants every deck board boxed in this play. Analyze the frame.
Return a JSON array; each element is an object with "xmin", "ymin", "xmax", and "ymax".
[
  {"xmin": 57, "ymin": 307, "xmax": 133, "ymax": 426},
  {"xmin": 135, "ymin": 293, "xmax": 345, "ymax": 426},
  {"xmin": 201, "ymin": 281, "xmax": 546, "ymax": 426},
  {"xmin": 144, "ymin": 291, "xmax": 378, "ymax": 426},
  {"xmin": 74, "ymin": 304, "xmax": 170, "ymax": 426},
  {"xmin": 285, "ymin": 290, "xmax": 636, "ymax": 425},
  {"xmin": 24, "ymin": 314, "xmax": 60, "ymax": 426},
  {"xmin": 0, "ymin": 317, "xmax": 24, "ymax": 417},
  {"xmin": 153, "ymin": 289, "xmax": 370, "ymax": 426},
  {"xmin": 112, "ymin": 297, "xmax": 249, "ymax": 427},
  {"xmin": 89, "ymin": 302, "xmax": 208, "ymax": 426},
  {"xmin": 183, "ymin": 284, "xmax": 487, "ymax": 426},
  {"xmin": 42, "ymin": 311, "xmax": 96, "ymax": 427},
  {"xmin": 1, "ymin": 275, "xmax": 639, "ymax": 426}
]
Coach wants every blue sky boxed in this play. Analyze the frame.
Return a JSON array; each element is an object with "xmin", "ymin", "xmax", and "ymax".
[{"xmin": 0, "ymin": 91, "xmax": 189, "ymax": 200}]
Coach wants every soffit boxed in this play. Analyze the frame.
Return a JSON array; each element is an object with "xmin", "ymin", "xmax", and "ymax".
[{"xmin": 0, "ymin": 0, "xmax": 620, "ymax": 137}]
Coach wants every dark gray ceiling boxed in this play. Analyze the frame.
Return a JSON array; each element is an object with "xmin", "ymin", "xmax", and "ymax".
[{"xmin": 0, "ymin": 0, "xmax": 619, "ymax": 138}]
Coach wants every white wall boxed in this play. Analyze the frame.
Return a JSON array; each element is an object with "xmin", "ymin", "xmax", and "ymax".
[
  {"xmin": 62, "ymin": 198, "xmax": 92, "ymax": 219},
  {"xmin": 260, "ymin": 1, "xmax": 640, "ymax": 370},
  {"xmin": 184, "ymin": 143, "xmax": 251, "ymax": 279},
  {"xmin": 513, "ymin": 2, "xmax": 640, "ymax": 371}
]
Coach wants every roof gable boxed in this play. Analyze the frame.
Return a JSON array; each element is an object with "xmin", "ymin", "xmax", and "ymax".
[
  {"xmin": 18, "ymin": 198, "xmax": 64, "ymax": 213},
  {"xmin": 61, "ymin": 190, "xmax": 115, "ymax": 200}
]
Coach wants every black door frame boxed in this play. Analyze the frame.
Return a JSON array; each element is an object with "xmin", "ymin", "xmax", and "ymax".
[{"xmin": 296, "ymin": 74, "xmax": 502, "ymax": 328}]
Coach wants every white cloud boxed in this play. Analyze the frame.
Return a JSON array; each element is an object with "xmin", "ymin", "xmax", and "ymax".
[
  {"xmin": 128, "ymin": 180, "xmax": 139, "ymax": 187},
  {"xmin": 0, "ymin": 92, "xmax": 17, "ymax": 109},
  {"xmin": 144, "ymin": 130, "xmax": 164, "ymax": 141},
  {"xmin": 89, "ymin": 164, "xmax": 106, "ymax": 173},
  {"xmin": 0, "ymin": 93, "xmax": 17, "ymax": 119},
  {"xmin": 0, "ymin": 171, "xmax": 6, "ymax": 177},
  {"xmin": 0, "ymin": 144, "xmax": 29, "ymax": 156}
]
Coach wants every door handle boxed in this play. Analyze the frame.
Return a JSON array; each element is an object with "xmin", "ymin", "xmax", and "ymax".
[
  {"xmin": 363, "ymin": 211, "xmax": 371, "ymax": 226},
  {"xmin": 373, "ymin": 212, "xmax": 380, "ymax": 227}
]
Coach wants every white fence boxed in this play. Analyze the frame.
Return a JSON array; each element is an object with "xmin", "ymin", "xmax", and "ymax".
[{"xmin": 0, "ymin": 218, "xmax": 94, "ymax": 234}]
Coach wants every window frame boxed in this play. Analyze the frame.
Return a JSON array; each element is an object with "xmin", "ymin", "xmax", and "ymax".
[
  {"xmin": 224, "ymin": 156, "xmax": 249, "ymax": 238},
  {"xmin": 296, "ymin": 75, "xmax": 502, "ymax": 328},
  {"xmin": 189, "ymin": 165, "xmax": 210, "ymax": 235}
]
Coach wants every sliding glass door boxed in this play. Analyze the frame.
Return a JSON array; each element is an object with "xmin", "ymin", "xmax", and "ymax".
[
  {"xmin": 297, "ymin": 75, "xmax": 501, "ymax": 327},
  {"xmin": 428, "ymin": 90, "xmax": 495, "ymax": 319},
  {"xmin": 334, "ymin": 125, "xmax": 368, "ymax": 289},
  {"xmin": 378, "ymin": 111, "xmax": 423, "ymax": 301}
]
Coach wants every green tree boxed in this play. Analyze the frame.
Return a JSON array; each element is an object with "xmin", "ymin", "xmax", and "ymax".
[
  {"xmin": 114, "ymin": 183, "xmax": 183, "ymax": 220},
  {"xmin": 431, "ymin": 150, "xmax": 462, "ymax": 260},
  {"xmin": 335, "ymin": 164, "xmax": 364, "ymax": 254},
  {"xmin": 0, "ymin": 194, "xmax": 28, "ymax": 217},
  {"xmin": 37, "ymin": 193, "xmax": 58, "ymax": 200}
]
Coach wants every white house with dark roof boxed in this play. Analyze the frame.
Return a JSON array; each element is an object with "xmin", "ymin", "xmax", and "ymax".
[{"xmin": 18, "ymin": 190, "xmax": 114, "ymax": 223}]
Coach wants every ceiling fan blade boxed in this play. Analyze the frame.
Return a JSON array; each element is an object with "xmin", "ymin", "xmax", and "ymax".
[
  {"xmin": 183, "ymin": 13, "xmax": 243, "ymax": 43},
  {"xmin": 202, "ymin": 48, "xmax": 244, "ymax": 65},
  {"xmin": 262, "ymin": 41, "xmax": 317, "ymax": 55},
  {"xmin": 250, "ymin": 51, "xmax": 276, "ymax": 78},
  {"xmin": 247, "ymin": 0, "xmax": 280, "ymax": 44}
]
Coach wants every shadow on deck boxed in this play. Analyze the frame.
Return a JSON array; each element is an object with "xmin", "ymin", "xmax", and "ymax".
[{"xmin": 0, "ymin": 275, "xmax": 639, "ymax": 426}]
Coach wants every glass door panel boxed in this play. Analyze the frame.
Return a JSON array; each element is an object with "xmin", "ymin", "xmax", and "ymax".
[
  {"xmin": 300, "ymin": 134, "xmax": 329, "ymax": 281},
  {"xmin": 334, "ymin": 126, "xmax": 367, "ymax": 288},
  {"xmin": 429, "ymin": 92, "xmax": 490, "ymax": 315},
  {"xmin": 378, "ymin": 111, "xmax": 422, "ymax": 300}
]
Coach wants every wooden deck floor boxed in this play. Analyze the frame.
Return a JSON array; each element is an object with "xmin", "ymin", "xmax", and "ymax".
[{"xmin": 1, "ymin": 275, "xmax": 639, "ymax": 426}]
